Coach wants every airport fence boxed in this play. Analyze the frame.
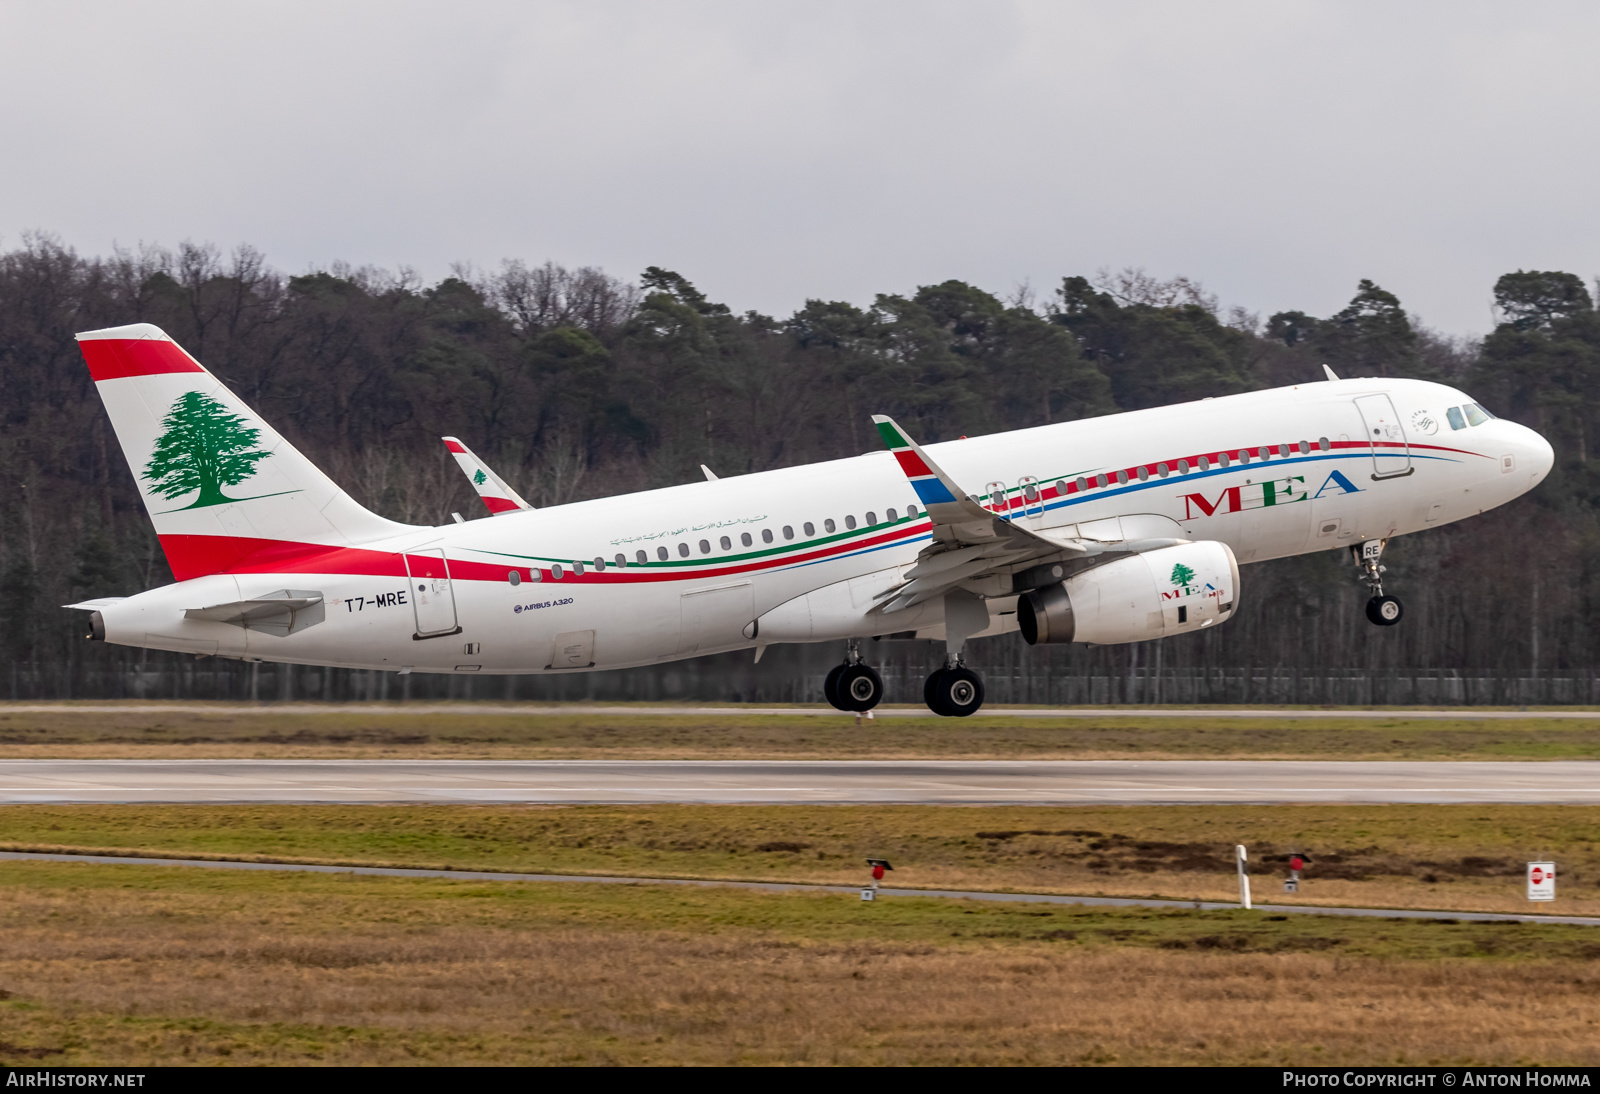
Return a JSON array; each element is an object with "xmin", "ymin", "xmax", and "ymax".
[{"xmin": 6, "ymin": 639, "xmax": 1598, "ymax": 706}]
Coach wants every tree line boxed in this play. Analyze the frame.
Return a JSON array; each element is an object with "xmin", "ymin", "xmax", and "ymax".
[{"xmin": 0, "ymin": 232, "xmax": 1593, "ymax": 691}]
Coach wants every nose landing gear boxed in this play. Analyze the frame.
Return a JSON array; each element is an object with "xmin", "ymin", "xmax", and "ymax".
[
  {"xmin": 1355, "ymin": 539, "xmax": 1403, "ymax": 626},
  {"xmin": 824, "ymin": 638, "xmax": 884, "ymax": 712}
]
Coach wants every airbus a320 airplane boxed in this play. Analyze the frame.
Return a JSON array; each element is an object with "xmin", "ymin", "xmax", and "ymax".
[{"xmin": 68, "ymin": 324, "xmax": 1552, "ymax": 716}]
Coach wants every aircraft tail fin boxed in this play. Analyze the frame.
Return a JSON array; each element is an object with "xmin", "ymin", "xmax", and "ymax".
[
  {"xmin": 441, "ymin": 437, "xmax": 534, "ymax": 515},
  {"xmin": 77, "ymin": 323, "xmax": 416, "ymax": 581}
]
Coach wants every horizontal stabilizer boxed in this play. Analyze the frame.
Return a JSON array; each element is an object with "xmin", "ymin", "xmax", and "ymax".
[
  {"xmin": 63, "ymin": 597, "xmax": 127, "ymax": 611},
  {"xmin": 184, "ymin": 589, "xmax": 324, "ymax": 637}
]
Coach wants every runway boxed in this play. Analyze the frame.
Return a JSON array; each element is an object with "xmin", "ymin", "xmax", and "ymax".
[{"xmin": 1, "ymin": 759, "xmax": 1597, "ymax": 804}]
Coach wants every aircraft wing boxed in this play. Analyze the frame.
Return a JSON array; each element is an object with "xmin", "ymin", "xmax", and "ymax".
[
  {"xmin": 870, "ymin": 415, "xmax": 1185, "ymax": 612},
  {"xmin": 442, "ymin": 437, "xmax": 534, "ymax": 515}
]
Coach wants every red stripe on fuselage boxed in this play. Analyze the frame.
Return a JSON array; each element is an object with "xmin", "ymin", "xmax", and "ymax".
[
  {"xmin": 79, "ymin": 339, "xmax": 205, "ymax": 381},
  {"xmin": 157, "ymin": 520, "xmax": 932, "ymax": 587}
]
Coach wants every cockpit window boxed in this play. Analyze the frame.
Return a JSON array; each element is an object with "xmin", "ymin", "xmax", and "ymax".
[
  {"xmin": 1447, "ymin": 406, "xmax": 1466, "ymax": 431},
  {"xmin": 1464, "ymin": 403, "xmax": 1490, "ymax": 427},
  {"xmin": 1473, "ymin": 401, "xmax": 1496, "ymax": 421}
]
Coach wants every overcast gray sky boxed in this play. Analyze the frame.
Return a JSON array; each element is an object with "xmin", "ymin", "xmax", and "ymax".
[{"xmin": 2, "ymin": 1, "xmax": 1596, "ymax": 334}]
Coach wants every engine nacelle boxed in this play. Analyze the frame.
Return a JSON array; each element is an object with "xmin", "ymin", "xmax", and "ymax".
[{"xmin": 1018, "ymin": 540, "xmax": 1239, "ymax": 645}]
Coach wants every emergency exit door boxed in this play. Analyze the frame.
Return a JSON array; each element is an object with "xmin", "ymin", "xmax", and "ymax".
[
  {"xmin": 405, "ymin": 549, "xmax": 460, "ymax": 638},
  {"xmin": 1353, "ymin": 394, "xmax": 1412, "ymax": 479}
]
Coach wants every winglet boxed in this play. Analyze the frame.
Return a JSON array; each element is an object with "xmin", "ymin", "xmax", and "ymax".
[
  {"xmin": 871, "ymin": 415, "xmax": 990, "ymax": 524},
  {"xmin": 442, "ymin": 437, "xmax": 534, "ymax": 515},
  {"xmin": 1322, "ymin": 363, "xmax": 1340, "ymax": 382}
]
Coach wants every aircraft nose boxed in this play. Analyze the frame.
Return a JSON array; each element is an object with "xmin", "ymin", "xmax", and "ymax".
[{"xmin": 1520, "ymin": 424, "xmax": 1554, "ymax": 487}]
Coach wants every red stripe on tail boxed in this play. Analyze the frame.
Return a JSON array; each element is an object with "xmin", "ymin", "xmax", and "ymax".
[{"xmin": 80, "ymin": 339, "xmax": 205, "ymax": 381}]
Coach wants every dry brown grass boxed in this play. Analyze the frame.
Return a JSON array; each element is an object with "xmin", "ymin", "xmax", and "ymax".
[
  {"xmin": 2, "ymin": 702, "xmax": 1599, "ymax": 759},
  {"xmin": 4, "ymin": 803, "xmax": 1599, "ymax": 917},
  {"xmin": 0, "ymin": 863, "xmax": 1597, "ymax": 1066}
]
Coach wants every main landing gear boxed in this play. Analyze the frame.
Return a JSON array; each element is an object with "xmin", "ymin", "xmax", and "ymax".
[
  {"xmin": 1355, "ymin": 538, "xmax": 1403, "ymax": 627},
  {"xmin": 824, "ymin": 638, "xmax": 885, "ymax": 712},
  {"xmin": 924, "ymin": 655, "xmax": 985, "ymax": 718}
]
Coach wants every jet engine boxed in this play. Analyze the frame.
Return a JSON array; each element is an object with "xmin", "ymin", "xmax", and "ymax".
[{"xmin": 1018, "ymin": 541, "xmax": 1239, "ymax": 645}]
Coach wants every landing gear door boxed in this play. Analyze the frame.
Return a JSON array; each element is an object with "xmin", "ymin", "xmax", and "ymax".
[
  {"xmin": 404, "ymin": 549, "xmax": 461, "ymax": 638},
  {"xmin": 1354, "ymin": 394, "xmax": 1411, "ymax": 479}
]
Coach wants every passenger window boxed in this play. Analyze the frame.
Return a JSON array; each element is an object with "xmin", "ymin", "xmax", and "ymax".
[
  {"xmin": 573, "ymin": 561, "xmax": 585, "ymax": 575},
  {"xmin": 657, "ymin": 546, "xmax": 669, "ymax": 561},
  {"xmin": 741, "ymin": 532, "xmax": 753, "ymax": 547},
  {"xmin": 720, "ymin": 536, "xmax": 731, "ymax": 551},
  {"xmin": 783, "ymin": 525, "xmax": 794, "ymax": 540},
  {"xmin": 637, "ymin": 550, "xmax": 648, "ymax": 564},
  {"xmin": 1055, "ymin": 480, "xmax": 1067, "ymax": 493},
  {"xmin": 552, "ymin": 563, "xmax": 564, "ymax": 579},
  {"xmin": 698, "ymin": 539, "xmax": 711, "ymax": 554},
  {"xmin": 803, "ymin": 522, "xmax": 815, "ymax": 536},
  {"xmin": 1318, "ymin": 437, "xmax": 1330, "ymax": 451},
  {"xmin": 1114, "ymin": 470, "xmax": 1127, "ymax": 485},
  {"xmin": 845, "ymin": 515, "xmax": 857, "ymax": 530},
  {"xmin": 1095, "ymin": 473, "xmax": 1108, "ymax": 488},
  {"xmin": 885, "ymin": 509, "xmax": 896, "ymax": 523},
  {"xmin": 1465, "ymin": 403, "xmax": 1490, "ymax": 427},
  {"xmin": 907, "ymin": 505, "xmax": 919, "ymax": 518},
  {"xmin": 865, "ymin": 512, "xmax": 877, "ymax": 526},
  {"xmin": 678, "ymin": 543, "xmax": 690, "ymax": 558},
  {"xmin": 508, "ymin": 570, "xmax": 521, "ymax": 586},
  {"xmin": 593, "ymin": 557, "xmax": 605, "ymax": 571},
  {"xmin": 1237, "ymin": 450, "xmax": 1249, "ymax": 465},
  {"xmin": 1198, "ymin": 457, "xmax": 1210, "ymax": 471},
  {"xmin": 1136, "ymin": 466, "xmax": 1149, "ymax": 481},
  {"xmin": 1278, "ymin": 443, "xmax": 1290, "ymax": 458},
  {"xmin": 824, "ymin": 518, "xmax": 836, "ymax": 533},
  {"xmin": 1156, "ymin": 464, "xmax": 1168, "ymax": 478},
  {"xmin": 1298, "ymin": 440, "xmax": 1310, "ymax": 454},
  {"xmin": 762, "ymin": 529, "xmax": 773, "ymax": 543},
  {"xmin": 615, "ymin": 554, "xmax": 626, "ymax": 568},
  {"xmin": 1076, "ymin": 476, "xmax": 1089, "ymax": 491},
  {"xmin": 1218, "ymin": 453, "xmax": 1230, "ymax": 468},
  {"xmin": 1258, "ymin": 447, "xmax": 1271, "ymax": 460},
  {"xmin": 1447, "ymin": 407, "xmax": 1466, "ymax": 430},
  {"xmin": 1177, "ymin": 460, "xmax": 1189, "ymax": 474},
  {"xmin": 531, "ymin": 568, "xmax": 543, "ymax": 582}
]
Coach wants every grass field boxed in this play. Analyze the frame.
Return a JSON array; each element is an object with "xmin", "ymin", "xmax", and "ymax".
[
  {"xmin": 0, "ymin": 859, "xmax": 1597, "ymax": 1065},
  {"xmin": 3, "ymin": 703, "xmax": 1600, "ymax": 759},
  {"xmin": 3, "ymin": 802, "xmax": 1597, "ymax": 915}
]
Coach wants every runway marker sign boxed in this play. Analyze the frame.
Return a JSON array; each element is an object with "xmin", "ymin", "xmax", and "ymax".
[{"xmin": 1528, "ymin": 862, "xmax": 1556, "ymax": 902}]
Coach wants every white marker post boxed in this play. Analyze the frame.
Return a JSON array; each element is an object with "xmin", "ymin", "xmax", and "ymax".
[
  {"xmin": 1236, "ymin": 844, "xmax": 1252, "ymax": 910},
  {"xmin": 1528, "ymin": 862, "xmax": 1556, "ymax": 902}
]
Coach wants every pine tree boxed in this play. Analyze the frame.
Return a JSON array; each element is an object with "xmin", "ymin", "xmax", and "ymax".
[{"xmin": 142, "ymin": 391, "xmax": 271, "ymax": 508}]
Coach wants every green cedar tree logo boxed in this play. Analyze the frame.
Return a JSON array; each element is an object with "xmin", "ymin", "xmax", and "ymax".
[
  {"xmin": 473, "ymin": 469, "xmax": 487, "ymax": 486},
  {"xmin": 1169, "ymin": 562, "xmax": 1196, "ymax": 587},
  {"xmin": 142, "ymin": 391, "xmax": 272, "ymax": 509}
]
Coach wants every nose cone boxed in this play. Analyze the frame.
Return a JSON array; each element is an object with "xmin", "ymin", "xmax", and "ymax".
[{"xmin": 1523, "ymin": 425, "xmax": 1555, "ymax": 487}]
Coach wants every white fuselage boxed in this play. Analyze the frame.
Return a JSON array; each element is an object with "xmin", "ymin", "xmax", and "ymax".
[{"xmin": 95, "ymin": 378, "xmax": 1553, "ymax": 673}]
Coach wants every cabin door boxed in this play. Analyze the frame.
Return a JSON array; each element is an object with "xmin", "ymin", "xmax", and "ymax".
[
  {"xmin": 405, "ymin": 549, "xmax": 460, "ymax": 638},
  {"xmin": 1354, "ymin": 394, "xmax": 1412, "ymax": 479}
]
